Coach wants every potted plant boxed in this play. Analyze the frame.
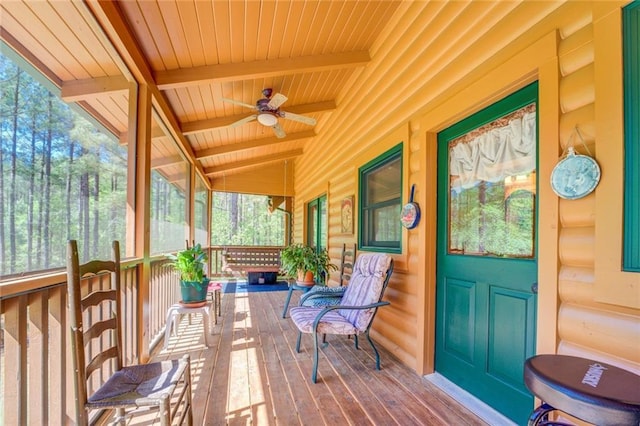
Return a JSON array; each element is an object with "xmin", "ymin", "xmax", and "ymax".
[
  {"xmin": 281, "ymin": 243, "xmax": 337, "ymax": 284},
  {"xmin": 312, "ymin": 248, "xmax": 338, "ymax": 285},
  {"xmin": 167, "ymin": 243, "xmax": 210, "ymax": 303}
]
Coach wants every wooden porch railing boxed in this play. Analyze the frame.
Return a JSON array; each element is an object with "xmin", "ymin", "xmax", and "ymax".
[
  {"xmin": 0, "ymin": 245, "xmax": 280, "ymax": 424},
  {"xmin": 0, "ymin": 256, "xmax": 178, "ymax": 425},
  {"xmin": 209, "ymin": 245, "xmax": 227, "ymax": 277}
]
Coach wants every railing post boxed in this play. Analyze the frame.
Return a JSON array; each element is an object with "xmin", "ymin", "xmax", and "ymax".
[{"xmin": 133, "ymin": 83, "xmax": 153, "ymax": 362}]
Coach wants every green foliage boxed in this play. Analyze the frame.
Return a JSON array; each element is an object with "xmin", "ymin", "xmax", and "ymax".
[
  {"xmin": 167, "ymin": 243, "xmax": 208, "ymax": 284},
  {"xmin": 280, "ymin": 243, "xmax": 315, "ymax": 277},
  {"xmin": 0, "ymin": 52, "xmax": 198, "ymax": 276},
  {"xmin": 150, "ymin": 170, "xmax": 188, "ymax": 254},
  {"xmin": 313, "ymin": 247, "xmax": 338, "ymax": 281},
  {"xmin": 211, "ymin": 191, "xmax": 285, "ymax": 246},
  {"xmin": 281, "ymin": 243, "xmax": 337, "ymax": 281},
  {"xmin": 449, "ymin": 181, "xmax": 535, "ymax": 257},
  {"xmin": 0, "ymin": 53, "xmax": 128, "ymax": 275}
]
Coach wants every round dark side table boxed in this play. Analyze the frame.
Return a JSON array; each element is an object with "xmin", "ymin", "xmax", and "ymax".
[{"xmin": 524, "ymin": 354, "xmax": 640, "ymax": 425}]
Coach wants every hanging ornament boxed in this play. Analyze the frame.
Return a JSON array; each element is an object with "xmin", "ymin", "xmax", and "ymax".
[
  {"xmin": 550, "ymin": 127, "xmax": 601, "ymax": 200},
  {"xmin": 400, "ymin": 184, "xmax": 421, "ymax": 229}
]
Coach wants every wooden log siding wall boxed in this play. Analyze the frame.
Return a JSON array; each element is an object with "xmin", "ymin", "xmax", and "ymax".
[
  {"xmin": 292, "ymin": 1, "xmax": 640, "ymax": 376},
  {"xmin": 557, "ymin": 10, "xmax": 640, "ymax": 374}
]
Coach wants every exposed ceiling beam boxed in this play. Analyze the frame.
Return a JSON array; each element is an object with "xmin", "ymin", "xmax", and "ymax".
[
  {"xmin": 60, "ymin": 75, "xmax": 129, "ymax": 102},
  {"xmin": 204, "ymin": 149, "xmax": 303, "ymax": 176},
  {"xmin": 181, "ymin": 101, "xmax": 336, "ymax": 135},
  {"xmin": 151, "ymin": 125, "xmax": 166, "ymax": 139},
  {"xmin": 119, "ymin": 125, "xmax": 172, "ymax": 144},
  {"xmin": 1, "ymin": 29, "xmax": 125, "ymax": 138},
  {"xmin": 0, "ymin": 27, "xmax": 62, "ymax": 87},
  {"xmin": 151, "ymin": 155, "xmax": 184, "ymax": 170},
  {"xmin": 155, "ymin": 51, "xmax": 370, "ymax": 90},
  {"xmin": 87, "ymin": 0, "xmax": 209, "ymax": 186},
  {"xmin": 195, "ymin": 130, "xmax": 315, "ymax": 160},
  {"xmin": 164, "ymin": 173, "xmax": 188, "ymax": 185}
]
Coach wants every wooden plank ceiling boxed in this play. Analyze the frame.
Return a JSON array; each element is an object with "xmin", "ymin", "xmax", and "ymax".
[{"xmin": 0, "ymin": 0, "xmax": 401, "ymax": 191}]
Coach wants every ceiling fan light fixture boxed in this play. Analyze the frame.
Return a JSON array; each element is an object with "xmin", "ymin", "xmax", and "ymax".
[{"xmin": 257, "ymin": 112, "xmax": 278, "ymax": 126}]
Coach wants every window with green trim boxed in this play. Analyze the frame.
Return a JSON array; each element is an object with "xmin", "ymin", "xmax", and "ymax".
[
  {"xmin": 359, "ymin": 144, "xmax": 402, "ymax": 253},
  {"xmin": 624, "ymin": 1, "xmax": 640, "ymax": 272}
]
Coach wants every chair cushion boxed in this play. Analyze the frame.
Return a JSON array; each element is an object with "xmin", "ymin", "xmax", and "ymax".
[
  {"xmin": 338, "ymin": 253, "xmax": 391, "ymax": 331},
  {"xmin": 290, "ymin": 306, "xmax": 358, "ymax": 335},
  {"xmin": 300, "ymin": 286, "xmax": 346, "ymax": 307},
  {"xmin": 307, "ymin": 285, "xmax": 346, "ymax": 295},
  {"xmin": 302, "ymin": 295, "xmax": 343, "ymax": 307},
  {"xmin": 87, "ymin": 358, "xmax": 188, "ymax": 408}
]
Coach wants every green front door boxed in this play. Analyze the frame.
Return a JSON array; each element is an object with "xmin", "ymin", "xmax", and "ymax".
[{"xmin": 435, "ymin": 83, "xmax": 538, "ymax": 424}]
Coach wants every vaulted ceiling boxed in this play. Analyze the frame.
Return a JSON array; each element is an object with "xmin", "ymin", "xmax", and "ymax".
[{"xmin": 0, "ymin": 0, "xmax": 402, "ymax": 191}]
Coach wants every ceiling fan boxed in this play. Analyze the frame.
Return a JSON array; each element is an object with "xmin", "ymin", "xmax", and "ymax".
[{"xmin": 220, "ymin": 88, "xmax": 317, "ymax": 138}]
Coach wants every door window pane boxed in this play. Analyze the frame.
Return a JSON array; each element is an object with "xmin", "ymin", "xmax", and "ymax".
[
  {"xmin": 319, "ymin": 196, "xmax": 327, "ymax": 251},
  {"xmin": 307, "ymin": 201, "xmax": 318, "ymax": 249},
  {"xmin": 307, "ymin": 195, "xmax": 327, "ymax": 251},
  {"xmin": 448, "ymin": 104, "xmax": 536, "ymax": 258}
]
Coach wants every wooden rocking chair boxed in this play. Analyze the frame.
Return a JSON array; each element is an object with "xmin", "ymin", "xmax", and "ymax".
[{"xmin": 66, "ymin": 240, "xmax": 193, "ymax": 425}]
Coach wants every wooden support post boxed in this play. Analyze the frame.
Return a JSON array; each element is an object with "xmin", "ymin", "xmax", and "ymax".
[{"xmin": 134, "ymin": 83, "xmax": 152, "ymax": 362}]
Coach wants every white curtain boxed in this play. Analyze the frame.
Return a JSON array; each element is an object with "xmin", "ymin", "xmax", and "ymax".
[{"xmin": 449, "ymin": 111, "xmax": 536, "ymax": 191}]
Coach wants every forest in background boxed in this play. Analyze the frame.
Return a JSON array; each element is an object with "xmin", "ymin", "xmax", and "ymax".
[
  {"xmin": 0, "ymin": 53, "xmax": 285, "ymax": 279},
  {"xmin": 211, "ymin": 191, "xmax": 286, "ymax": 247},
  {"xmin": 0, "ymin": 53, "xmax": 128, "ymax": 276}
]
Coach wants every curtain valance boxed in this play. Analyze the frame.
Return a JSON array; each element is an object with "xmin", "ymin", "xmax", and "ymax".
[{"xmin": 449, "ymin": 111, "xmax": 536, "ymax": 191}]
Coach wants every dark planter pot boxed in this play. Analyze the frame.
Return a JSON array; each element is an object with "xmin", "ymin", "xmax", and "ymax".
[{"xmin": 180, "ymin": 279, "xmax": 209, "ymax": 303}]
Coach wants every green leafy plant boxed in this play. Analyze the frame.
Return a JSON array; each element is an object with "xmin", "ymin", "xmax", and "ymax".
[
  {"xmin": 281, "ymin": 243, "xmax": 337, "ymax": 283},
  {"xmin": 312, "ymin": 248, "xmax": 338, "ymax": 282},
  {"xmin": 167, "ymin": 243, "xmax": 208, "ymax": 284}
]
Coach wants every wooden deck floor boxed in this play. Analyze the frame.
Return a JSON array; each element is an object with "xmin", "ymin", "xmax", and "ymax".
[{"xmin": 143, "ymin": 286, "xmax": 488, "ymax": 425}]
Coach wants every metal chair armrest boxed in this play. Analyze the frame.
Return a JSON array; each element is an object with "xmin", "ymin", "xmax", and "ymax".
[{"xmin": 312, "ymin": 301, "xmax": 390, "ymax": 330}]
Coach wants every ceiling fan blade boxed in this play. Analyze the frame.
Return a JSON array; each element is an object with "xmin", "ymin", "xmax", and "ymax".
[
  {"xmin": 271, "ymin": 123, "xmax": 286, "ymax": 138},
  {"xmin": 280, "ymin": 111, "xmax": 317, "ymax": 126},
  {"xmin": 229, "ymin": 114, "xmax": 257, "ymax": 128},
  {"xmin": 267, "ymin": 93, "xmax": 288, "ymax": 109},
  {"xmin": 220, "ymin": 97, "xmax": 257, "ymax": 110}
]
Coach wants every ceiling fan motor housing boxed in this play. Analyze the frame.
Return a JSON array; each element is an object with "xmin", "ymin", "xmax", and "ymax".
[
  {"xmin": 221, "ymin": 88, "xmax": 314, "ymax": 135},
  {"xmin": 256, "ymin": 98, "xmax": 276, "ymax": 112}
]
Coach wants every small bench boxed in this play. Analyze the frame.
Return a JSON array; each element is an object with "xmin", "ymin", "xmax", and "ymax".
[{"xmin": 222, "ymin": 246, "xmax": 282, "ymax": 283}]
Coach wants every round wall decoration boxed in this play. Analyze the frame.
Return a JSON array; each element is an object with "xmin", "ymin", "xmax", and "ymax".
[
  {"xmin": 401, "ymin": 184, "xmax": 421, "ymax": 229},
  {"xmin": 550, "ymin": 147, "xmax": 601, "ymax": 200}
]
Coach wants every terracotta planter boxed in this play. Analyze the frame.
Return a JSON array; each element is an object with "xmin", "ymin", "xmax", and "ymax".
[{"xmin": 297, "ymin": 270, "xmax": 315, "ymax": 284}]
